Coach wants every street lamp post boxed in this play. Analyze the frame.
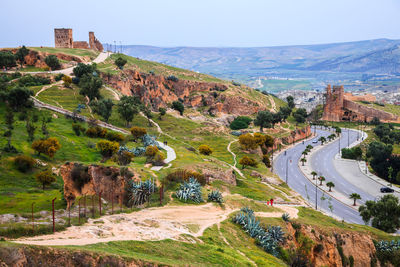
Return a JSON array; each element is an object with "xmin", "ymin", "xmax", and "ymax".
[
  {"xmin": 315, "ymin": 175, "xmax": 318, "ymax": 210},
  {"xmin": 347, "ymin": 128, "xmax": 350, "ymax": 147},
  {"xmin": 271, "ymin": 146, "xmax": 275, "ymax": 172},
  {"xmin": 285, "ymin": 158, "xmax": 291, "ymax": 184}
]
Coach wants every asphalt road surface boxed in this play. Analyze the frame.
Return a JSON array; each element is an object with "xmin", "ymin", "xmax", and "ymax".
[{"xmin": 274, "ymin": 128, "xmax": 365, "ymax": 224}]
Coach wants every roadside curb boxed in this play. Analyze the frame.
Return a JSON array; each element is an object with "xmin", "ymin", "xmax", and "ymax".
[{"xmin": 299, "ymin": 129, "xmax": 367, "ymax": 210}]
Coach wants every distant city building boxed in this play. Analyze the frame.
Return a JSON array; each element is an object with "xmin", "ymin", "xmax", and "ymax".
[{"xmin": 54, "ymin": 28, "xmax": 103, "ymax": 52}]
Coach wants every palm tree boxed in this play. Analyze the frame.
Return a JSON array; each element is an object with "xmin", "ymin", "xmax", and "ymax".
[
  {"xmin": 318, "ymin": 176, "xmax": 325, "ymax": 186},
  {"xmin": 326, "ymin": 181, "xmax": 335, "ymax": 192},
  {"xmin": 301, "ymin": 158, "xmax": 307, "ymax": 166},
  {"xmin": 306, "ymin": 145, "xmax": 313, "ymax": 150},
  {"xmin": 349, "ymin": 193, "xmax": 361, "ymax": 206},
  {"xmin": 336, "ymin": 127, "xmax": 342, "ymax": 137},
  {"xmin": 311, "ymin": 171, "xmax": 317, "ymax": 180},
  {"xmin": 318, "ymin": 136, "xmax": 326, "ymax": 145},
  {"xmin": 302, "ymin": 151, "xmax": 308, "ymax": 159}
]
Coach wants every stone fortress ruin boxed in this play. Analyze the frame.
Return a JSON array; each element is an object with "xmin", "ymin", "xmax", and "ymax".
[
  {"xmin": 322, "ymin": 84, "xmax": 400, "ymax": 123},
  {"xmin": 54, "ymin": 28, "xmax": 103, "ymax": 52}
]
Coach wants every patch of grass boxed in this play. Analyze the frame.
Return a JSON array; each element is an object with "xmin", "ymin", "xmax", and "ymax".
[
  {"xmin": 19, "ymin": 66, "xmax": 48, "ymax": 72},
  {"xmin": 98, "ymin": 53, "xmax": 223, "ymax": 83},
  {"xmin": 62, "ymin": 218, "xmax": 286, "ymax": 266},
  {"xmin": 259, "ymin": 207, "xmax": 393, "ymax": 241},
  {"xmin": 357, "ymin": 101, "xmax": 400, "ymax": 117},
  {"xmin": 29, "ymin": 47, "xmax": 99, "ymax": 60}
]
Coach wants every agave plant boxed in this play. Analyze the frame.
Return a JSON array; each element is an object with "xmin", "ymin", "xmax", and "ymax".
[
  {"xmin": 208, "ymin": 190, "xmax": 223, "ymax": 203},
  {"xmin": 240, "ymin": 206, "xmax": 254, "ymax": 216},
  {"xmin": 232, "ymin": 207, "xmax": 285, "ymax": 257},
  {"xmin": 142, "ymin": 134, "xmax": 161, "ymax": 148},
  {"xmin": 175, "ymin": 177, "xmax": 204, "ymax": 203},
  {"xmin": 375, "ymin": 240, "xmax": 400, "ymax": 252},
  {"xmin": 127, "ymin": 179, "xmax": 157, "ymax": 206},
  {"xmin": 281, "ymin": 213, "xmax": 290, "ymax": 222},
  {"xmin": 119, "ymin": 146, "xmax": 146, "ymax": 156}
]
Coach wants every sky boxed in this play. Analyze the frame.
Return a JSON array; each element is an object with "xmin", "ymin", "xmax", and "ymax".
[{"xmin": 1, "ymin": 0, "xmax": 400, "ymax": 48}]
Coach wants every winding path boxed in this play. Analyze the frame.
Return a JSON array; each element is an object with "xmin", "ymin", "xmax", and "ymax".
[
  {"xmin": 226, "ymin": 140, "xmax": 245, "ymax": 178},
  {"xmin": 32, "ymin": 97, "xmax": 176, "ymax": 170}
]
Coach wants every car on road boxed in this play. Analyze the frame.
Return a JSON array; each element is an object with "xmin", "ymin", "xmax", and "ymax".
[
  {"xmin": 312, "ymin": 140, "xmax": 318, "ymax": 143},
  {"xmin": 380, "ymin": 187, "xmax": 394, "ymax": 193}
]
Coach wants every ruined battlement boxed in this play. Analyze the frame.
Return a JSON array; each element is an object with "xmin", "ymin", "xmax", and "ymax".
[
  {"xmin": 322, "ymin": 84, "xmax": 400, "ymax": 123},
  {"xmin": 54, "ymin": 29, "xmax": 103, "ymax": 52},
  {"xmin": 54, "ymin": 28, "xmax": 73, "ymax": 48}
]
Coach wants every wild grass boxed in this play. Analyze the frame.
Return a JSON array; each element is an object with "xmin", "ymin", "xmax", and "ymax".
[{"xmin": 29, "ymin": 47, "xmax": 99, "ymax": 60}]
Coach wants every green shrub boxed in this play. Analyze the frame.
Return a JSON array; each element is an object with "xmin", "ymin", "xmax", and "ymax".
[
  {"xmin": 71, "ymin": 164, "xmax": 91, "ymax": 192},
  {"xmin": 230, "ymin": 116, "xmax": 252, "ymax": 130},
  {"xmin": 55, "ymin": 73, "xmax": 64, "ymax": 81},
  {"xmin": 341, "ymin": 147, "xmax": 362, "ymax": 160},
  {"xmin": 72, "ymin": 123, "xmax": 85, "ymax": 136},
  {"xmin": 106, "ymin": 131, "xmax": 125, "ymax": 142},
  {"xmin": 165, "ymin": 169, "xmax": 206, "ymax": 185},
  {"xmin": 199, "ymin": 144, "xmax": 212, "ymax": 155},
  {"xmin": 18, "ymin": 75, "xmax": 50, "ymax": 86},
  {"xmin": 167, "ymin": 75, "xmax": 179, "ymax": 82},
  {"xmin": 114, "ymin": 57, "xmax": 127, "ymax": 69},
  {"xmin": 172, "ymin": 101, "xmax": 184, "ymax": 115},
  {"xmin": 86, "ymin": 126, "xmax": 107, "ymax": 138},
  {"xmin": 14, "ymin": 155, "xmax": 36, "ymax": 172},
  {"xmin": 35, "ymin": 170, "xmax": 56, "ymax": 190}
]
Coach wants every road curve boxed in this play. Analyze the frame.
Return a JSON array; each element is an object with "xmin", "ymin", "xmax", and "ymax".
[{"xmin": 273, "ymin": 129, "xmax": 364, "ymax": 224}]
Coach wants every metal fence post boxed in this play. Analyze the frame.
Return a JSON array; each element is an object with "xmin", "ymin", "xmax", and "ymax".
[
  {"xmin": 31, "ymin": 202, "xmax": 35, "ymax": 233},
  {"xmin": 52, "ymin": 198, "xmax": 56, "ymax": 233}
]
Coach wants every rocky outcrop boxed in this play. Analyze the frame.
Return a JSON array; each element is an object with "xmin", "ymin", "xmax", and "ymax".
[
  {"xmin": 202, "ymin": 167, "xmax": 237, "ymax": 186},
  {"xmin": 0, "ymin": 245, "xmax": 155, "ymax": 267},
  {"xmin": 280, "ymin": 125, "xmax": 312, "ymax": 146},
  {"xmin": 268, "ymin": 125, "xmax": 311, "ymax": 151},
  {"xmin": 102, "ymin": 70, "xmax": 267, "ymax": 115},
  {"xmin": 285, "ymin": 223, "xmax": 378, "ymax": 267},
  {"xmin": 60, "ymin": 162, "xmax": 132, "ymax": 207},
  {"xmin": 2, "ymin": 48, "xmax": 88, "ymax": 69}
]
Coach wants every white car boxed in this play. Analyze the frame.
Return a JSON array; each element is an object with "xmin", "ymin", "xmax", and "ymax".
[{"xmin": 312, "ymin": 140, "xmax": 318, "ymax": 143}]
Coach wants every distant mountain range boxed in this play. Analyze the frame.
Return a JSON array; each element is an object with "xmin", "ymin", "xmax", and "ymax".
[{"xmin": 120, "ymin": 39, "xmax": 400, "ymax": 82}]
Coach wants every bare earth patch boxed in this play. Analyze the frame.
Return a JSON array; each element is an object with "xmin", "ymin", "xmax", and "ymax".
[{"xmin": 14, "ymin": 203, "xmax": 297, "ymax": 246}]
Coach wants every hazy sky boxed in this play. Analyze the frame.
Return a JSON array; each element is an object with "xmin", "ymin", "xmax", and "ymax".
[{"xmin": 1, "ymin": 0, "xmax": 400, "ymax": 48}]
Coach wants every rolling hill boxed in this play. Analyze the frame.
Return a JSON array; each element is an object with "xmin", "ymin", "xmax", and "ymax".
[{"xmin": 119, "ymin": 39, "xmax": 400, "ymax": 82}]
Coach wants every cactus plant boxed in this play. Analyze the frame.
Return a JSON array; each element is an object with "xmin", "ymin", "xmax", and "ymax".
[
  {"xmin": 208, "ymin": 190, "xmax": 223, "ymax": 203},
  {"xmin": 175, "ymin": 177, "xmax": 204, "ymax": 203}
]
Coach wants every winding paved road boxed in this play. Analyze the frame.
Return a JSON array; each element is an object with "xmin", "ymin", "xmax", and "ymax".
[{"xmin": 274, "ymin": 129, "xmax": 365, "ymax": 224}]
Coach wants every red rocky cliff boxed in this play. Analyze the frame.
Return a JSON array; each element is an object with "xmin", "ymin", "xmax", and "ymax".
[{"xmin": 102, "ymin": 70, "xmax": 268, "ymax": 116}]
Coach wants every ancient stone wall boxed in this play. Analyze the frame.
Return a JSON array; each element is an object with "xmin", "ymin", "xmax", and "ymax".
[
  {"xmin": 344, "ymin": 99, "xmax": 399, "ymax": 122},
  {"xmin": 322, "ymin": 84, "xmax": 400, "ymax": 123},
  {"xmin": 322, "ymin": 85, "xmax": 344, "ymax": 121},
  {"xmin": 89, "ymin": 31, "xmax": 104, "ymax": 52},
  {"xmin": 54, "ymin": 28, "xmax": 73, "ymax": 48},
  {"xmin": 344, "ymin": 92, "xmax": 376, "ymax": 102},
  {"xmin": 73, "ymin": 41, "xmax": 89, "ymax": 49},
  {"xmin": 54, "ymin": 28, "xmax": 102, "ymax": 51}
]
